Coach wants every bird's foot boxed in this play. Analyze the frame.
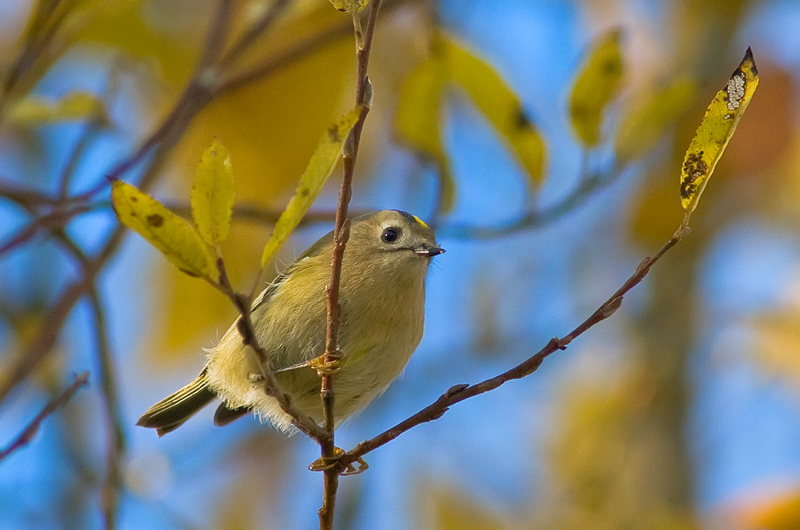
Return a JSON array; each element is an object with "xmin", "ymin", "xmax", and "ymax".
[
  {"xmin": 308, "ymin": 351, "xmax": 343, "ymax": 377},
  {"xmin": 309, "ymin": 447, "xmax": 369, "ymax": 476}
]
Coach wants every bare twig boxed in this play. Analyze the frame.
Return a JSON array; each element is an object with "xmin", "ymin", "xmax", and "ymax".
[
  {"xmin": 50, "ymin": 229, "xmax": 126, "ymax": 530},
  {"xmin": 318, "ymin": 2, "xmax": 382, "ymax": 529},
  {"xmin": 333, "ymin": 223, "xmax": 691, "ymax": 471},
  {"xmin": 437, "ymin": 166, "xmax": 621, "ymax": 239},
  {"xmin": 79, "ymin": 0, "xmax": 235, "ymax": 199},
  {"xmin": 0, "ymin": 0, "xmax": 77, "ymax": 112},
  {"xmin": 0, "ymin": 371, "xmax": 90, "ymax": 463},
  {"xmin": 217, "ymin": 0, "xmax": 408, "ymax": 96},
  {"xmin": 88, "ymin": 290, "xmax": 125, "ymax": 530},
  {"xmin": 219, "ymin": 0, "xmax": 292, "ymax": 68},
  {"xmin": 212, "ymin": 258, "xmax": 330, "ymax": 443},
  {"xmin": 0, "ymin": 280, "xmax": 91, "ymax": 403},
  {"xmin": 0, "ymin": 204, "xmax": 94, "ymax": 257},
  {"xmin": 0, "ymin": 0, "xmax": 295, "ymax": 402}
]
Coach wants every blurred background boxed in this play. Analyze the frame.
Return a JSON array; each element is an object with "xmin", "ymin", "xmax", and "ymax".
[{"xmin": 1, "ymin": 0, "xmax": 799, "ymax": 528}]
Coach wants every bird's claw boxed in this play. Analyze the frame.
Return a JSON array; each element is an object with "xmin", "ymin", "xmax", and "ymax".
[
  {"xmin": 308, "ymin": 351, "xmax": 343, "ymax": 377},
  {"xmin": 309, "ymin": 447, "xmax": 369, "ymax": 476}
]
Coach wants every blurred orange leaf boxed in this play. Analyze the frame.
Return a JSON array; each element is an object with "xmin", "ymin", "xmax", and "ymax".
[{"xmin": 739, "ymin": 488, "xmax": 800, "ymax": 530}]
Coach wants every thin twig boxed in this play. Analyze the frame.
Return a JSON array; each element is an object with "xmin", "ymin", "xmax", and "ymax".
[
  {"xmin": 217, "ymin": 0, "xmax": 408, "ymax": 96},
  {"xmin": 0, "ymin": 280, "xmax": 91, "ymax": 403},
  {"xmin": 437, "ymin": 166, "xmax": 621, "ymax": 239},
  {"xmin": 219, "ymin": 0, "xmax": 292, "ymax": 68},
  {"xmin": 0, "ymin": 204, "xmax": 93, "ymax": 257},
  {"xmin": 50, "ymin": 230, "xmax": 127, "ymax": 530},
  {"xmin": 79, "ymin": 0, "xmax": 235, "ymax": 199},
  {"xmin": 212, "ymin": 258, "xmax": 330, "ymax": 443},
  {"xmin": 0, "ymin": 372, "xmax": 90, "ymax": 462},
  {"xmin": 0, "ymin": 0, "xmax": 76, "ymax": 111},
  {"xmin": 318, "ymin": 2, "xmax": 382, "ymax": 529},
  {"xmin": 88, "ymin": 290, "xmax": 125, "ymax": 530},
  {"xmin": 0, "ymin": 0, "xmax": 338, "ymax": 403},
  {"xmin": 334, "ymin": 223, "xmax": 691, "ymax": 471}
]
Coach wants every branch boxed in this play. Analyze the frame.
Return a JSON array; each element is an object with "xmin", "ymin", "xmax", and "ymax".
[
  {"xmin": 88, "ymin": 290, "xmax": 126, "ymax": 530},
  {"xmin": 49, "ymin": 230, "xmax": 126, "ymax": 530},
  {"xmin": 217, "ymin": 0, "xmax": 409, "ymax": 96},
  {"xmin": 318, "ymin": 2, "xmax": 382, "ymax": 529},
  {"xmin": 437, "ymin": 162, "xmax": 623, "ymax": 240},
  {"xmin": 212, "ymin": 258, "xmax": 330, "ymax": 443},
  {"xmin": 334, "ymin": 222, "xmax": 691, "ymax": 470},
  {"xmin": 219, "ymin": 0, "xmax": 292, "ymax": 68},
  {"xmin": 0, "ymin": 371, "xmax": 90, "ymax": 463}
]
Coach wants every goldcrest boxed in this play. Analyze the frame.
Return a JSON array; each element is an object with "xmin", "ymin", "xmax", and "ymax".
[{"xmin": 137, "ymin": 210, "xmax": 444, "ymax": 436}]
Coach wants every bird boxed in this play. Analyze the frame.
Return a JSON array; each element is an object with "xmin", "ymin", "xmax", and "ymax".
[{"xmin": 137, "ymin": 210, "xmax": 444, "ymax": 436}]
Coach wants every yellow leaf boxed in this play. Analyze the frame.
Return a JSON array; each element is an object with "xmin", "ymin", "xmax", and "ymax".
[
  {"xmin": 260, "ymin": 106, "xmax": 363, "ymax": 268},
  {"xmin": 394, "ymin": 55, "xmax": 455, "ymax": 213},
  {"xmin": 6, "ymin": 91, "xmax": 106, "ymax": 126},
  {"xmin": 111, "ymin": 180, "xmax": 215, "ymax": 279},
  {"xmin": 440, "ymin": 32, "xmax": 546, "ymax": 187},
  {"xmin": 680, "ymin": 47, "xmax": 759, "ymax": 212},
  {"xmin": 615, "ymin": 77, "xmax": 696, "ymax": 166},
  {"xmin": 328, "ymin": 0, "xmax": 370, "ymax": 12},
  {"xmin": 569, "ymin": 29, "xmax": 625, "ymax": 147},
  {"xmin": 154, "ymin": 5, "xmax": 353, "ymax": 356},
  {"xmin": 191, "ymin": 139, "xmax": 235, "ymax": 246}
]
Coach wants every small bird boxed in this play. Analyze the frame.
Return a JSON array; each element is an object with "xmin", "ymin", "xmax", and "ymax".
[{"xmin": 137, "ymin": 210, "xmax": 444, "ymax": 436}]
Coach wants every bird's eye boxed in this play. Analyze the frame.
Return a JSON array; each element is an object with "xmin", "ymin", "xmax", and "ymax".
[{"xmin": 381, "ymin": 227, "xmax": 399, "ymax": 243}]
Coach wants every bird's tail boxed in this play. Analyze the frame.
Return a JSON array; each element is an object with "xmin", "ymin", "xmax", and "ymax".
[{"xmin": 137, "ymin": 367, "xmax": 215, "ymax": 436}]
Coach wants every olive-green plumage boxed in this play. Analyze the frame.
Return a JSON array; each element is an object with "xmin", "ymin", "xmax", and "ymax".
[{"xmin": 137, "ymin": 210, "xmax": 443, "ymax": 436}]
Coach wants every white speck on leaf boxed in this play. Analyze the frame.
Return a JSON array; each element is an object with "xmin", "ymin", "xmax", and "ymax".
[{"xmin": 726, "ymin": 73, "xmax": 746, "ymax": 111}]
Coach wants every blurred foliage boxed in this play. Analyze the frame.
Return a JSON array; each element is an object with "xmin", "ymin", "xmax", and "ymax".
[
  {"xmin": 1, "ymin": 0, "xmax": 800, "ymax": 529},
  {"xmin": 420, "ymin": 484, "xmax": 512, "ymax": 530},
  {"xmin": 394, "ymin": 29, "xmax": 547, "ymax": 214},
  {"xmin": 568, "ymin": 29, "xmax": 624, "ymax": 147}
]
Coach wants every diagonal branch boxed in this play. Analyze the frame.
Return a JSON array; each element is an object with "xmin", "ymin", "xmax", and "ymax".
[
  {"xmin": 334, "ymin": 223, "xmax": 691, "ymax": 470},
  {"xmin": 0, "ymin": 371, "xmax": 90, "ymax": 463},
  {"xmin": 212, "ymin": 258, "xmax": 330, "ymax": 443}
]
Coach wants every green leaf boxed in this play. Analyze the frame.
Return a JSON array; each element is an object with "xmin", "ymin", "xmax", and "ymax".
[
  {"xmin": 260, "ymin": 106, "xmax": 363, "ymax": 268},
  {"xmin": 680, "ymin": 47, "xmax": 758, "ymax": 213},
  {"xmin": 569, "ymin": 29, "xmax": 625, "ymax": 147},
  {"xmin": 440, "ymin": 32, "xmax": 546, "ymax": 187},
  {"xmin": 6, "ymin": 91, "xmax": 107, "ymax": 126},
  {"xmin": 191, "ymin": 138, "xmax": 235, "ymax": 246},
  {"xmin": 111, "ymin": 180, "xmax": 215, "ymax": 279}
]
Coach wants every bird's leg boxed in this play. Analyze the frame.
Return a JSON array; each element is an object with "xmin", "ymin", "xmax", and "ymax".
[{"xmin": 272, "ymin": 350, "xmax": 343, "ymax": 376}]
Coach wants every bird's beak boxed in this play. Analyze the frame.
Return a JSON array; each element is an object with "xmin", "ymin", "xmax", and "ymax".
[{"xmin": 414, "ymin": 245, "xmax": 445, "ymax": 257}]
